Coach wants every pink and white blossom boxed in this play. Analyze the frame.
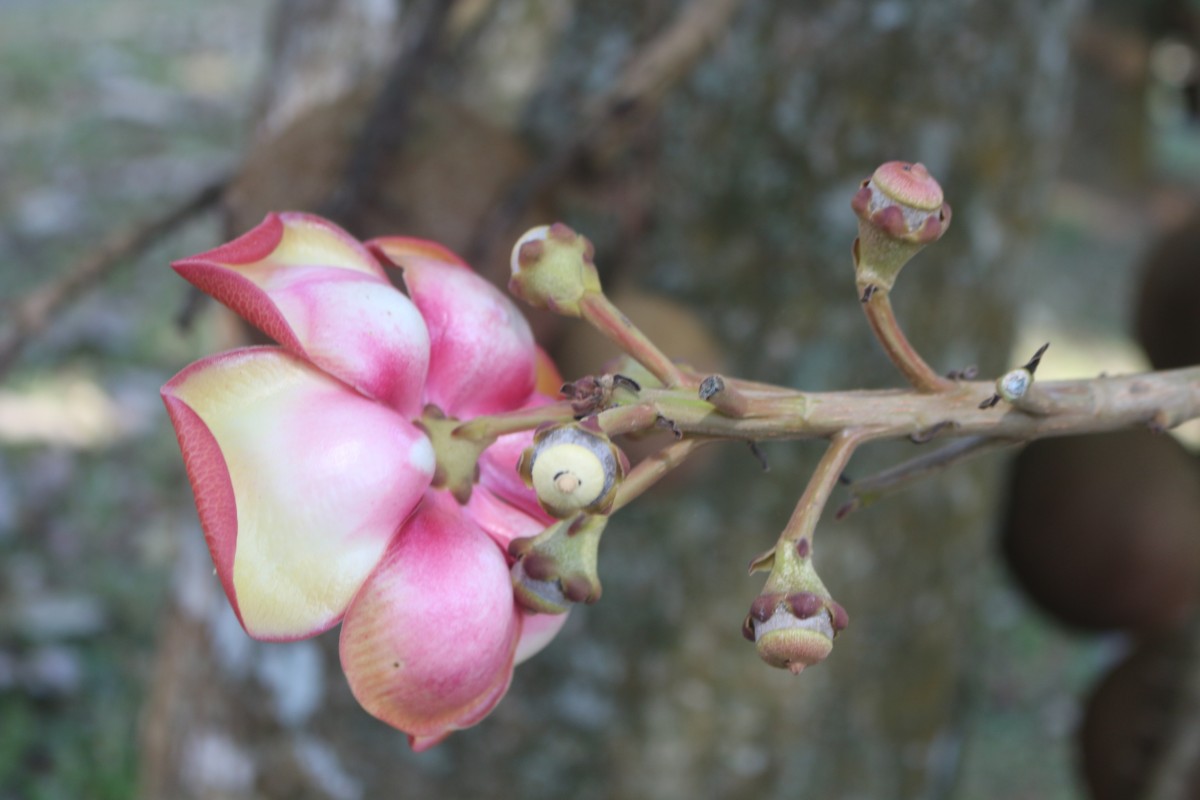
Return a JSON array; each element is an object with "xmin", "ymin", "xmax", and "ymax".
[{"xmin": 162, "ymin": 212, "xmax": 567, "ymax": 749}]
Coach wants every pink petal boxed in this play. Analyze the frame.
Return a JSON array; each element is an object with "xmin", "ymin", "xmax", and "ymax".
[
  {"xmin": 161, "ymin": 347, "xmax": 435, "ymax": 640},
  {"xmin": 368, "ymin": 237, "xmax": 537, "ymax": 417},
  {"xmin": 476, "ymin": 428, "xmax": 550, "ymax": 522},
  {"xmin": 339, "ymin": 492, "xmax": 521, "ymax": 748},
  {"xmin": 175, "ymin": 213, "xmax": 429, "ymax": 415},
  {"xmin": 463, "ymin": 484, "xmax": 550, "ymax": 551},
  {"xmin": 515, "ymin": 611, "xmax": 569, "ymax": 665},
  {"xmin": 463, "ymin": 487, "xmax": 566, "ymax": 668}
]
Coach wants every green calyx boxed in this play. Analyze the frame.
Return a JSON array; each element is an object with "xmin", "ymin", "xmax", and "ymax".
[
  {"xmin": 415, "ymin": 405, "xmax": 493, "ymax": 504},
  {"xmin": 509, "ymin": 513, "xmax": 608, "ymax": 614}
]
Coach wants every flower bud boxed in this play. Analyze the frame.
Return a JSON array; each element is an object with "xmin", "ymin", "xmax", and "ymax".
[
  {"xmin": 851, "ymin": 161, "xmax": 952, "ymax": 292},
  {"xmin": 518, "ymin": 423, "xmax": 627, "ymax": 518},
  {"xmin": 509, "ymin": 514, "xmax": 607, "ymax": 614},
  {"xmin": 509, "ymin": 223, "xmax": 603, "ymax": 317},
  {"xmin": 743, "ymin": 538, "xmax": 848, "ymax": 674}
]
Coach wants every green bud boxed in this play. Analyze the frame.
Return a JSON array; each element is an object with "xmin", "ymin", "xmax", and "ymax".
[
  {"xmin": 509, "ymin": 514, "xmax": 608, "ymax": 614},
  {"xmin": 509, "ymin": 223, "xmax": 603, "ymax": 316}
]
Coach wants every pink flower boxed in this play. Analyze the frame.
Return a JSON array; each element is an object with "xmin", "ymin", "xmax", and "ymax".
[{"xmin": 161, "ymin": 212, "xmax": 567, "ymax": 749}]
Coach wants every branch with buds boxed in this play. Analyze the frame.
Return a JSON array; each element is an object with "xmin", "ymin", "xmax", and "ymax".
[
  {"xmin": 491, "ymin": 162, "xmax": 1200, "ymax": 676},
  {"xmin": 162, "ymin": 162, "xmax": 1200, "ymax": 745}
]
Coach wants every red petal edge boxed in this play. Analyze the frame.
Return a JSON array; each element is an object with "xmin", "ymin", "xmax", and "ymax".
[{"xmin": 161, "ymin": 390, "xmax": 244, "ymax": 629}]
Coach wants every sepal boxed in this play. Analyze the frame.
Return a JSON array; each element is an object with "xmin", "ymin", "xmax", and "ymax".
[{"xmin": 509, "ymin": 514, "xmax": 607, "ymax": 614}]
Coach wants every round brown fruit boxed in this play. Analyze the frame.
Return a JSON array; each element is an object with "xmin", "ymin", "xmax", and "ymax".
[{"xmin": 1000, "ymin": 430, "xmax": 1200, "ymax": 634}]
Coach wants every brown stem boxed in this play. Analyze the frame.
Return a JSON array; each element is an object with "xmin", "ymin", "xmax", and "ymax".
[
  {"xmin": 597, "ymin": 366, "xmax": 1200, "ymax": 444},
  {"xmin": 0, "ymin": 174, "xmax": 228, "ymax": 377},
  {"xmin": 611, "ymin": 438, "xmax": 708, "ymax": 512},
  {"xmin": 452, "ymin": 400, "xmax": 578, "ymax": 441},
  {"xmin": 778, "ymin": 430, "xmax": 879, "ymax": 547},
  {"xmin": 596, "ymin": 401, "xmax": 663, "ymax": 436},
  {"xmin": 579, "ymin": 292, "xmax": 691, "ymax": 388},
  {"xmin": 836, "ymin": 436, "xmax": 1016, "ymax": 519},
  {"xmin": 698, "ymin": 374, "xmax": 754, "ymax": 417},
  {"xmin": 860, "ymin": 286, "xmax": 955, "ymax": 393}
]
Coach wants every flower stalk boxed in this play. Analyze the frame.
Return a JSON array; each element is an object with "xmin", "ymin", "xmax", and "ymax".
[
  {"xmin": 453, "ymin": 401, "xmax": 579, "ymax": 441},
  {"xmin": 858, "ymin": 288, "xmax": 955, "ymax": 393},
  {"xmin": 577, "ymin": 291, "xmax": 691, "ymax": 388}
]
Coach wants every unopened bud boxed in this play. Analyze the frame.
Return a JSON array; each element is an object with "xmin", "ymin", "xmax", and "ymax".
[
  {"xmin": 518, "ymin": 423, "xmax": 627, "ymax": 518},
  {"xmin": 509, "ymin": 514, "xmax": 607, "ymax": 614},
  {"xmin": 851, "ymin": 161, "xmax": 952, "ymax": 292},
  {"xmin": 744, "ymin": 538, "xmax": 847, "ymax": 674},
  {"xmin": 509, "ymin": 223, "xmax": 603, "ymax": 317}
]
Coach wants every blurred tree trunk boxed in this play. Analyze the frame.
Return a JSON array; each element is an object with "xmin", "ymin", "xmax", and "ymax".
[{"xmin": 141, "ymin": 1, "xmax": 1085, "ymax": 798}]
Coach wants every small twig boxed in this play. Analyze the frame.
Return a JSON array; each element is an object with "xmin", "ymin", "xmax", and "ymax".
[
  {"xmin": 700, "ymin": 374, "xmax": 754, "ymax": 417},
  {"xmin": 747, "ymin": 441, "xmax": 769, "ymax": 471},
  {"xmin": 835, "ymin": 436, "xmax": 1015, "ymax": 519},
  {"xmin": 0, "ymin": 174, "xmax": 228, "ymax": 377},
  {"xmin": 612, "ymin": 437, "xmax": 708, "ymax": 512},
  {"xmin": 465, "ymin": 0, "xmax": 747, "ymax": 263},
  {"xmin": 578, "ymin": 292, "xmax": 691, "ymax": 388},
  {"xmin": 452, "ymin": 400, "xmax": 578, "ymax": 441},
  {"xmin": 859, "ymin": 287, "xmax": 955, "ymax": 393},
  {"xmin": 778, "ymin": 430, "xmax": 880, "ymax": 546}
]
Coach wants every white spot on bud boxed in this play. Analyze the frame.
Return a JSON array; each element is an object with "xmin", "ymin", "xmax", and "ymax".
[
  {"xmin": 997, "ymin": 369, "xmax": 1032, "ymax": 403},
  {"xmin": 510, "ymin": 225, "xmax": 552, "ymax": 275}
]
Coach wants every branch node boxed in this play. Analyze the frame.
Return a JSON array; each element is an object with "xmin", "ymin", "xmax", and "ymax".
[
  {"xmin": 910, "ymin": 420, "xmax": 957, "ymax": 443},
  {"xmin": 699, "ymin": 374, "xmax": 725, "ymax": 401},
  {"xmin": 656, "ymin": 414, "xmax": 683, "ymax": 439},
  {"xmin": 945, "ymin": 365, "xmax": 978, "ymax": 380}
]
